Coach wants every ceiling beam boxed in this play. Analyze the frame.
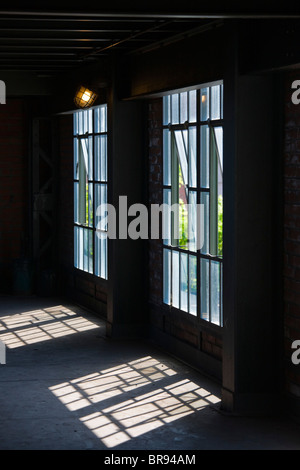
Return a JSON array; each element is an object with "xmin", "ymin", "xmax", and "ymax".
[
  {"xmin": 0, "ymin": 9, "xmax": 299, "ymax": 19},
  {"xmin": 0, "ymin": 28, "xmax": 143, "ymax": 33},
  {"xmin": 0, "ymin": 37, "xmax": 115, "ymax": 41},
  {"xmin": 0, "ymin": 45, "xmax": 94, "ymax": 49}
]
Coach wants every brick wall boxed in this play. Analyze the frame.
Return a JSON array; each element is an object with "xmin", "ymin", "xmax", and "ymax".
[
  {"xmin": 283, "ymin": 71, "xmax": 300, "ymax": 405},
  {"xmin": 147, "ymin": 98, "xmax": 222, "ymax": 362},
  {"xmin": 0, "ymin": 98, "xmax": 28, "ymax": 293}
]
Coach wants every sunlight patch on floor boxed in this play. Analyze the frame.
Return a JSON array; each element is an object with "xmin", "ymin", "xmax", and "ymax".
[
  {"xmin": 49, "ymin": 355, "xmax": 220, "ymax": 448},
  {"xmin": 0, "ymin": 305, "xmax": 100, "ymax": 348}
]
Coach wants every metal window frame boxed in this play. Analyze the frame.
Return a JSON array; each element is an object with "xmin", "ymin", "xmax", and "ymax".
[
  {"xmin": 162, "ymin": 83, "xmax": 223, "ymax": 326},
  {"xmin": 73, "ymin": 105, "xmax": 108, "ymax": 280}
]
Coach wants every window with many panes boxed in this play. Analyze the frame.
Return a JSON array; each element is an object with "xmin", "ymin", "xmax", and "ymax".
[
  {"xmin": 73, "ymin": 105, "xmax": 108, "ymax": 280},
  {"xmin": 163, "ymin": 82, "xmax": 223, "ymax": 326}
]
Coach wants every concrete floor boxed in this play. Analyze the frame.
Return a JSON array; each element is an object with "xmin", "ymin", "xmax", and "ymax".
[{"xmin": 0, "ymin": 295, "xmax": 300, "ymax": 451}]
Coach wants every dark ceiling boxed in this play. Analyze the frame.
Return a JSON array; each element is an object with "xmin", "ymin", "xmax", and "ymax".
[{"xmin": 0, "ymin": 11, "xmax": 219, "ymax": 74}]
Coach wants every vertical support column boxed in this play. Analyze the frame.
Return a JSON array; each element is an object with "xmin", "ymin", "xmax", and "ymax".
[
  {"xmin": 32, "ymin": 118, "xmax": 40, "ymax": 267},
  {"xmin": 221, "ymin": 24, "xmax": 238, "ymax": 411},
  {"xmin": 106, "ymin": 67, "xmax": 147, "ymax": 338},
  {"xmin": 222, "ymin": 23, "xmax": 282, "ymax": 415},
  {"xmin": 31, "ymin": 116, "xmax": 58, "ymax": 295}
]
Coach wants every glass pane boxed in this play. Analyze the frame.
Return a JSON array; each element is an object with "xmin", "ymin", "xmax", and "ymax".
[
  {"xmin": 215, "ymin": 127, "xmax": 223, "ymax": 252},
  {"xmin": 100, "ymin": 184, "xmax": 107, "ymax": 230},
  {"xmin": 172, "ymin": 251, "xmax": 180, "ymax": 309},
  {"xmin": 163, "ymin": 95, "xmax": 171, "ymax": 125},
  {"xmin": 163, "ymin": 188, "xmax": 171, "ymax": 245},
  {"xmin": 200, "ymin": 87, "xmax": 209, "ymax": 121},
  {"xmin": 88, "ymin": 182, "xmax": 93, "ymax": 227},
  {"xmin": 78, "ymin": 111, "xmax": 83, "ymax": 135},
  {"xmin": 188, "ymin": 191, "xmax": 197, "ymax": 252},
  {"xmin": 179, "ymin": 171, "xmax": 188, "ymax": 250},
  {"xmin": 78, "ymin": 143, "xmax": 87, "ymax": 225},
  {"xmin": 95, "ymin": 136, "xmax": 100, "ymax": 181},
  {"xmin": 163, "ymin": 248, "xmax": 171, "ymax": 305},
  {"xmin": 200, "ymin": 192, "xmax": 209, "ymax": 254},
  {"xmin": 80, "ymin": 138, "xmax": 88, "ymax": 177},
  {"xmin": 83, "ymin": 110, "xmax": 88, "ymax": 134},
  {"xmin": 78, "ymin": 227, "xmax": 84, "ymax": 270},
  {"xmin": 218, "ymin": 194, "xmax": 223, "ymax": 258},
  {"xmin": 101, "ymin": 135, "xmax": 107, "ymax": 182},
  {"xmin": 200, "ymin": 125, "xmax": 209, "ymax": 188},
  {"xmin": 200, "ymin": 258, "xmax": 210, "ymax": 321},
  {"xmin": 171, "ymin": 94, "xmax": 179, "ymax": 124},
  {"xmin": 94, "ymin": 107, "xmax": 100, "ymax": 133},
  {"xmin": 101, "ymin": 235, "xmax": 107, "ymax": 279},
  {"xmin": 209, "ymin": 126, "xmax": 218, "ymax": 257},
  {"xmin": 73, "ymin": 112, "xmax": 78, "ymax": 135},
  {"xmin": 95, "ymin": 135, "xmax": 107, "ymax": 182},
  {"xmin": 189, "ymin": 90, "xmax": 197, "ymax": 123},
  {"xmin": 189, "ymin": 255, "xmax": 197, "ymax": 315},
  {"xmin": 174, "ymin": 130, "xmax": 188, "ymax": 186},
  {"xmin": 73, "ymin": 138, "xmax": 79, "ymax": 179},
  {"xmin": 211, "ymin": 261, "xmax": 220, "ymax": 325},
  {"xmin": 88, "ymin": 109, "xmax": 93, "ymax": 133},
  {"xmin": 180, "ymin": 252, "xmax": 188, "ymax": 312},
  {"xmin": 220, "ymin": 83, "xmax": 224, "ymax": 119},
  {"xmin": 220, "ymin": 263, "xmax": 223, "ymax": 326},
  {"xmin": 101, "ymin": 105, "xmax": 107, "ymax": 132},
  {"xmin": 214, "ymin": 126, "xmax": 223, "ymax": 167},
  {"xmin": 74, "ymin": 182, "xmax": 79, "ymax": 224},
  {"xmin": 95, "ymin": 230, "xmax": 107, "ymax": 279},
  {"xmin": 88, "ymin": 229, "xmax": 93, "ymax": 274},
  {"xmin": 211, "ymin": 85, "xmax": 221, "ymax": 120},
  {"xmin": 88, "ymin": 136, "xmax": 93, "ymax": 180},
  {"xmin": 83, "ymin": 228, "xmax": 88, "ymax": 272},
  {"xmin": 189, "ymin": 126, "xmax": 197, "ymax": 188},
  {"xmin": 180, "ymin": 92, "xmax": 188, "ymax": 124},
  {"xmin": 95, "ymin": 183, "xmax": 107, "ymax": 232},
  {"xmin": 74, "ymin": 227, "xmax": 78, "ymax": 268},
  {"xmin": 95, "ymin": 231, "xmax": 100, "ymax": 277},
  {"xmin": 163, "ymin": 129, "xmax": 171, "ymax": 186},
  {"xmin": 95, "ymin": 183, "xmax": 100, "ymax": 227}
]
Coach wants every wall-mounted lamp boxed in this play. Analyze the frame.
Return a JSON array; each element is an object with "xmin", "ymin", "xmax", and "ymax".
[{"xmin": 74, "ymin": 85, "xmax": 98, "ymax": 108}]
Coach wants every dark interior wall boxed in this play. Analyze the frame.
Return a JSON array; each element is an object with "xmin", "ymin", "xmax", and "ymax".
[
  {"xmin": 0, "ymin": 98, "xmax": 29, "ymax": 294},
  {"xmin": 229, "ymin": 74, "xmax": 282, "ymax": 398},
  {"xmin": 57, "ymin": 114, "xmax": 73, "ymax": 283},
  {"xmin": 283, "ymin": 69, "xmax": 300, "ymax": 420},
  {"xmin": 122, "ymin": 23, "xmax": 225, "ymax": 100},
  {"xmin": 220, "ymin": 25, "xmax": 284, "ymax": 413},
  {"xmin": 106, "ymin": 79, "xmax": 147, "ymax": 338}
]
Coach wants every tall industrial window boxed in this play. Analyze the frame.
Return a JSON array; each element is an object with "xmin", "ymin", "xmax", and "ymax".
[
  {"xmin": 73, "ymin": 105, "xmax": 108, "ymax": 280},
  {"xmin": 163, "ymin": 82, "xmax": 223, "ymax": 326}
]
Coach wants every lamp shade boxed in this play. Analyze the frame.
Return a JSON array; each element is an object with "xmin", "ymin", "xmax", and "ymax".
[{"xmin": 74, "ymin": 86, "xmax": 98, "ymax": 108}]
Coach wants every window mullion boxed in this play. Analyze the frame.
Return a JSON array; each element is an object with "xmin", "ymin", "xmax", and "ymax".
[
  {"xmin": 171, "ymin": 131, "xmax": 179, "ymax": 247},
  {"xmin": 209, "ymin": 123, "xmax": 219, "ymax": 257}
]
